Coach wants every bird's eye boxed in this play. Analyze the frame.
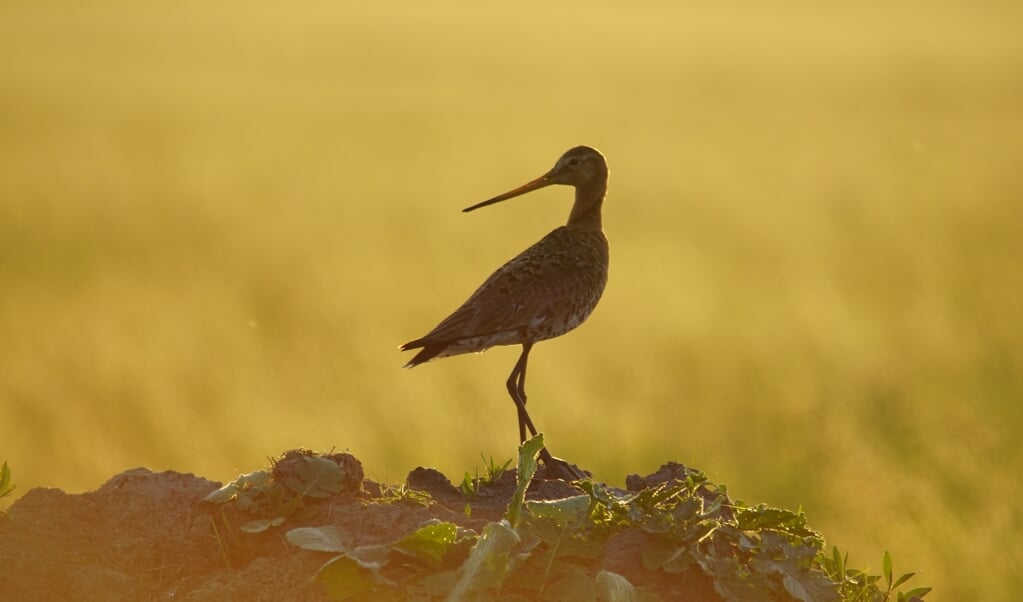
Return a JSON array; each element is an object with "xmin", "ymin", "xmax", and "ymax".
[{"xmin": 568, "ymin": 158, "xmax": 579, "ymax": 166}]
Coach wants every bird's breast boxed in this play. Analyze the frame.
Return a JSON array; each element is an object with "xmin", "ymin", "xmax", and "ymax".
[{"xmin": 515, "ymin": 227, "xmax": 608, "ymax": 342}]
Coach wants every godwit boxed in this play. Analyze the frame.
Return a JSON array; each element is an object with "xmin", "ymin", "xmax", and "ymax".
[{"xmin": 401, "ymin": 146, "xmax": 609, "ymax": 478}]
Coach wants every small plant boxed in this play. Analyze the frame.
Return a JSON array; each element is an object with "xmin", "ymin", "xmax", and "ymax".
[
  {"xmin": 820, "ymin": 547, "xmax": 931, "ymax": 602},
  {"xmin": 459, "ymin": 453, "xmax": 512, "ymax": 497},
  {"xmin": 0, "ymin": 461, "xmax": 15, "ymax": 517},
  {"xmin": 379, "ymin": 482, "xmax": 433, "ymax": 507}
]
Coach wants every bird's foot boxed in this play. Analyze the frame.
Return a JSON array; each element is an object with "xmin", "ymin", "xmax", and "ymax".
[{"xmin": 537, "ymin": 449, "xmax": 587, "ymax": 481}]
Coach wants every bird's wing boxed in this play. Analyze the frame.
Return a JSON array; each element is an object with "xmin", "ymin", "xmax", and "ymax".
[{"xmin": 415, "ymin": 228, "xmax": 606, "ymax": 345}]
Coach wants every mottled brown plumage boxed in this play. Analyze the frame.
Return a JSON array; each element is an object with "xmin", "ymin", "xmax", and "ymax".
[
  {"xmin": 401, "ymin": 146, "xmax": 610, "ymax": 477},
  {"xmin": 402, "ymin": 226, "xmax": 608, "ymax": 365}
]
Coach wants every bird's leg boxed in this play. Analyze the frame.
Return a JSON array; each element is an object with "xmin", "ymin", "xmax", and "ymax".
[
  {"xmin": 504, "ymin": 343, "xmax": 581, "ymax": 479},
  {"xmin": 506, "ymin": 342, "xmax": 538, "ymax": 443}
]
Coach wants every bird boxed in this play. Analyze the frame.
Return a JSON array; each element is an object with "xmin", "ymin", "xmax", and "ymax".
[{"xmin": 401, "ymin": 145, "xmax": 610, "ymax": 478}]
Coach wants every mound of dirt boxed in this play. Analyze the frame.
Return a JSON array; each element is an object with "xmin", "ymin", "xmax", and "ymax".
[{"xmin": 0, "ymin": 452, "xmax": 725, "ymax": 601}]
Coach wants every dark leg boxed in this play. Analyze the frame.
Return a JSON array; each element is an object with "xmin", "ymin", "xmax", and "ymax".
[
  {"xmin": 504, "ymin": 343, "xmax": 582, "ymax": 479},
  {"xmin": 506, "ymin": 342, "xmax": 538, "ymax": 443}
]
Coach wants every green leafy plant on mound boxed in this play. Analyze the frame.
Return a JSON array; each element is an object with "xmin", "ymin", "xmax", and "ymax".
[
  {"xmin": 210, "ymin": 443, "xmax": 931, "ymax": 601},
  {"xmin": 203, "ymin": 451, "xmax": 355, "ymax": 534},
  {"xmin": 201, "ymin": 450, "xmax": 363, "ymax": 568}
]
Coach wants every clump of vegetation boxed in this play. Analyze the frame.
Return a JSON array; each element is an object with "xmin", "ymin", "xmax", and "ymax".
[
  {"xmin": 459, "ymin": 454, "xmax": 513, "ymax": 498},
  {"xmin": 378, "ymin": 482, "xmax": 434, "ymax": 507},
  {"xmin": 204, "ymin": 450, "xmax": 361, "ymax": 533},
  {"xmin": 283, "ymin": 439, "xmax": 930, "ymax": 601}
]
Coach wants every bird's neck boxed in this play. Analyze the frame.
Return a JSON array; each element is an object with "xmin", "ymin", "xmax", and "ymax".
[{"xmin": 566, "ymin": 182, "xmax": 606, "ymax": 231}]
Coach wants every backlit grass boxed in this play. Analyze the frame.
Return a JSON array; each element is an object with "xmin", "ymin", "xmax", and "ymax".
[{"xmin": 1, "ymin": 1, "xmax": 1021, "ymax": 599}]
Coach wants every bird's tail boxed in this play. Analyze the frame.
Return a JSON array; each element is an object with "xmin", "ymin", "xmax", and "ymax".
[{"xmin": 399, "ymin": 338, "xmax": 446, "ymax": 368}]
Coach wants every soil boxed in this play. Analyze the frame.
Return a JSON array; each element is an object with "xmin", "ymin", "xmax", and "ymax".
[{"xmin": 0, "ymin": 451, "xmax": 721, "ymax": 601}]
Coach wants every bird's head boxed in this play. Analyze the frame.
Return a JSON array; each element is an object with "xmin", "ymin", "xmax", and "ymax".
[
  {"xmin": 463, "ymin": 146, "xmax": 607, "ymax": 213},
  {"xmin": 546, "ymin": 146, "xmax": 608, "ymax": 188}
]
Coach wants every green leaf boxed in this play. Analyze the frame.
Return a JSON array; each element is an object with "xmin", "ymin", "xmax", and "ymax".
[
  {"xmin": 460, "ymin": 471, "xmax": 477, "ymax": 496},
  {"xmin": 626, "ymin": 483, "xmax": 672, "ymax": 509},
  {"xmin": 286, "ymin": 525, "xmax": 352, "ymax": 553},
  {"xmin": 525, "ymin": 495, "xmax": 590, "ymax": 528},
  {"xmin": 829, "ymin": 546, "xmax": 844, "ymax": 578},
  {"xmin": 883, "ymin": 550, "xmax": 893, "ymax": 586},
  {"xmin": 781, "ymin": 570, "xmax": 841, "ymax": 602},
  {"xmin": 392, "ymin": 520, "xmax": 459, "ymax": 569},
  {"xmin": 283, "ymin": 455, "xmax": 348, "ymax": 498},
  {"xmin": 0, "ymin": 462, "xmax": 12, "ymax": 496},
  {"xmin": 892, "ymin": 570, "xmax": 918, "ymax": 590},
  {"xmin": 314, "ymin": 554, "xmax": 397, "ymax": 601},
  {"xmin": 240, "ymin": 516, "xmax": 285, "ymax": 533},
  {"xmin": 899, "ymin": 586, "xmax": 932, "ymax": 600},
  {"xmin": 505, "ymin": 434, "xmax": 544, "ymax": 528},
  {"xmin": 202, "ymin": 470, "xmax": 271, "ymax": 504},
  {"xmin": 0, "ymin": 462, "xmax": 13, "ymax": 516},
  {"xmin": 596, "ymin": 570, "xmax": 638, "ymax": 602},
  {"xmin": 447, "ymin": 519, "xmax": 521, "ymax": 601},
  {"xmin": 350, "ymin": 544, "xmax": 393, "ymax": 568}
]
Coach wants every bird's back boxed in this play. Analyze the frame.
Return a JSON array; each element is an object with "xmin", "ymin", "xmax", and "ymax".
[{"xmin": 402, "ymin": 226, "xmax": 608, "ymax": 366}]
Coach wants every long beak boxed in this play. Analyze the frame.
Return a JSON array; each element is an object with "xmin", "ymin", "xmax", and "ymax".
[{"xmin": 463, "ymin": 170, "xmax": 555, "ymax": 213}]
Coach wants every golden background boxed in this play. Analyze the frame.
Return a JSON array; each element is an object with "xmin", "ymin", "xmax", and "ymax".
[{"xmin": 2, "ymin": 1, "xmax": 1021, "ymax": 599}]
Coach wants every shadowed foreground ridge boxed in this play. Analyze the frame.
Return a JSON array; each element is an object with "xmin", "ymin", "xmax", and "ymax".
[{"xmin": 0, "ymin": 449, "xmax": 930, "ymax": 601}]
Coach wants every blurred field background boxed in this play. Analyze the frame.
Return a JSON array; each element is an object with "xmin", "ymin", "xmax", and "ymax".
[{"xmin": 1, "ymin": 0, "xmax": 1021, "ymax": 598}]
